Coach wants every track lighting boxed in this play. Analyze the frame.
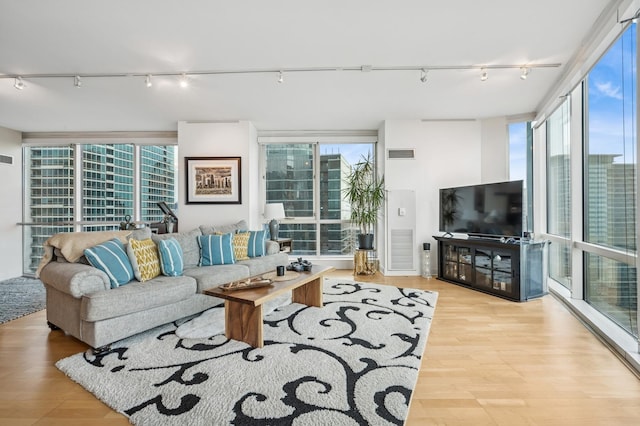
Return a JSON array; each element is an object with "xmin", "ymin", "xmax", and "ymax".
[
  {"xmin": 1, "ymin": 62, "xmax": 562, "ymax": 88},
  {"xmin": 420, "ymin": 69, "xmax": 428, "ymax": 83},
  {"xmin": 179, "ymin": 73, "xmax": 189, "ymax": 88},
  {"xmin": 14, "ymin": 76, "xmax": 25, "ymax": 90}
]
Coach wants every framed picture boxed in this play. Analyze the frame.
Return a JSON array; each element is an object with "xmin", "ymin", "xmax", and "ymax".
[{"xmin": 185, "ymin": 157, "xmax": 242, "ymax": 204}]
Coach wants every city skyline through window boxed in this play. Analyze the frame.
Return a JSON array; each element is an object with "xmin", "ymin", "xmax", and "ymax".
[
  {"xmin": 584, "ymin": 22, "xmax": 637, "ymax": 337},
  {"xmin": 264, "ymin": 142, "xmax": 374, "ymax": 256},
  {"xmin": 23, "ymin": 144, "xmax": 176, "ymax": 274}
]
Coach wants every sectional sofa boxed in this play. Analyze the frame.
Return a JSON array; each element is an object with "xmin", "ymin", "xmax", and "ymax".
[{"xmin": 37, "ymin": 220, "xmax": 288, "ymax": 352}]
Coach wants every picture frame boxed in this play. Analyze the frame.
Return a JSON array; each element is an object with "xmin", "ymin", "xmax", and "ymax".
[{"xmin": 185, "ymin": 156, "xmax": 242, "ymax": 204}]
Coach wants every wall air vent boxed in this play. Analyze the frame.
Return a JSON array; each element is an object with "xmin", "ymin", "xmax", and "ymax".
[
  {"xmin": 0, "ymin": 154, "xmax": 13, "ymax": 165},
  {"xmin": 387, "ymin": 149, "xmax": 415, "ymax": 159}
]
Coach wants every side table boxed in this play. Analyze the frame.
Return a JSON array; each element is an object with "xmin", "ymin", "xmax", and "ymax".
[
  {"xmin": 275, "ymin": 238, "xmax": 292, "ymax": 253},
  {"xmin": 354, "ymin": 249, "xmax": 378, "ymax": 275}
]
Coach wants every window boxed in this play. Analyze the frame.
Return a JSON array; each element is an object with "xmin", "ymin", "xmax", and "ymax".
[
  {"xmin": 140, "ymin": 145, "xmax": 178, "ymax": 223},
  {"xmin": 509, "ymin": 122, "xmax": 527, "ymax": 181},
  {"xmin": 584, "ymin": 23, "xmax": 637, "ymax": 336},
  {"xmin": 23, "ymin": 143, "xmax": 177, "ymax": 274},
  {"xmin": 23, "ymin": 146, "xmax": 75, "ymax": 272},
  {"xmin": 509, "ymin": 121, "xmax": 533, "ymax": 232},
  {"xmin": 263, "ymin": 141, "xmax": 375, "ymax": 256},
  {"xmin": 546, "ymin": 101, "xmax": 572, "ymax": 288},
  {"xmin": 82, "ymin": 144, "xmax": 134, "ymax": 231},
  {"xmin": 585, "ymin": 24, "xmax": 636, "ymax": 252}
]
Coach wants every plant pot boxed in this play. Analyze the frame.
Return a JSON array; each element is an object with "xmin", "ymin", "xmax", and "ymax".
[{"xmin": 358, "ymin": 233, "xmax": 374, "ymax": 250}]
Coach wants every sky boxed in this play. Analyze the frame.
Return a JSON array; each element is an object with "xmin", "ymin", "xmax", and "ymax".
[
  {"xmin": 509, "ymin": 122, "xmax": 527, "ymax": 181},
  {"xmin": 510, "ymin": 23, "xmax": 637, "ymax": 177},
  {"xmin": 320, "ymin": 143, "xmax": 372, "ymax": 165},
  {"xmin": 586, "ymin": 22, "xmax": 636, "ymax": 164}
]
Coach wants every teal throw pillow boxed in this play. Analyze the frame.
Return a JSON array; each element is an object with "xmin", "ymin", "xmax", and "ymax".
[
  {"xmin": 247, "ymin": 230, "xmax": 267, "ymax": 257},
  {"xmin": 157, "ymin": 237, "xmax": 184, "ymax": 276},
  {"xmin": 84, "ymin": 238, "xmax": 135, "ymax": 288},
  {"xmin": 198, "ymin": 233, "xmax": 235, "ymax": 266}
]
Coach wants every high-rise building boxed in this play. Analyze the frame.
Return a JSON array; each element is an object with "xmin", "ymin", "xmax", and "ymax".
[
  {"xmin": 140, "ymin": 146, "xmax": 178, "ymax": 222},
  {"xmin": 24, "ymin": 144, "xmax": 176, "ymax": 273},
  {"xmin": 264, "ymin": 145, "xmax": 354, "ymax": 255},
  {"xmin": 24, "ymin": 146, "xmax": 75, "ymax": 272},
  {"xmin": 585, "ymin": 154, "xmax": 637, "ymax": 318},
  {"xmin": 82, "ymin": 144, "xmax": 134, "ymax": 231}
]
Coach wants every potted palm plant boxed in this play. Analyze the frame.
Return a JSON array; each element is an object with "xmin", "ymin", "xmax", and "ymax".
[{"xmin": 343, "ymin": 153, "xmax": 385, "ymax": 250}]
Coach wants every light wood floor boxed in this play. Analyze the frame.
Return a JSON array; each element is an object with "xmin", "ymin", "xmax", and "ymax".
[{"xmin": 1, "ymin": 271, "xmax": 639, "ymax": 425}]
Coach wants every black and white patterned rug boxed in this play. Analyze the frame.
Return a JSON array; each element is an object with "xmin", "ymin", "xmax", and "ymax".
[{"xmin": 56, "ymin": 279, "xmax": 438, "ymax": 425}]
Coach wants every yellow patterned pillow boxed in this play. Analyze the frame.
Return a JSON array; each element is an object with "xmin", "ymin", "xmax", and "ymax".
[
  {"xmin": 126, "ymin": 238, "xmax": 161, "ymax": 282},
  {"xmin": 232, "ymin": 232, "xmax": 250, "ymax": 261}
]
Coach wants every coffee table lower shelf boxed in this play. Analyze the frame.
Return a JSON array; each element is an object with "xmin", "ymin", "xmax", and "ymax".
[{"xmin": 203, "ymin": 265, "xmax": 334, "ymax": 348}]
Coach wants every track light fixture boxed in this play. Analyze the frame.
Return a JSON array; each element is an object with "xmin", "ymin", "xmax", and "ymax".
[
  {"xmin": 420, "ymin": 68, "xmax": 428, "ymax": 83},
  {"xmin": 14, "ymin": 76, "xmax": 25, "ymax": 90},
  {"xmin": 179, "ymin": 73, "xmax": 189, "ymax": 88},
  {"xmin": 1, "ymin": 62, "xmax": 561, "ymax": 89}
]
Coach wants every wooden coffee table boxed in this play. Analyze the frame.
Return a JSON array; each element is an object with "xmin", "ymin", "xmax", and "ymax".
[{"xmin": 203, "ymin": 265, "xmax": 335, "ymax": 348}]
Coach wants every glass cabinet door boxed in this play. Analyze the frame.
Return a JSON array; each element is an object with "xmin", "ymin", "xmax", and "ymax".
[
  {"xmin": 491, "ymin": 249, "xmax": 513, "ymax": 294},
  {"xmin": 457, "ymin": 247, "xmax": 472, "ymax": 283},
  {"xmin": 443, "ymin": 244, "xmax": 472, "ymax": 284},
  {"xmin": 443, "ymin": 244, "xmax": 458, "ymax": 280},
  {"xmin": 473, "ymin": 248, "xmax": 515, "ymax": 294},
  {"xmin": 474, "ymin": 249, "xmax": 493, "ymax": 290}
]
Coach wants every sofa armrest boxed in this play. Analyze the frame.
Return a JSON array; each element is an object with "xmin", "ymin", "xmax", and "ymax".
[
  {"xmin": 39, "ymin": 262, "xmax": 111, "ymax": 298},
  {"xmin": 265, "ymin": 240, "xmax": 281, "ymax": 255}
]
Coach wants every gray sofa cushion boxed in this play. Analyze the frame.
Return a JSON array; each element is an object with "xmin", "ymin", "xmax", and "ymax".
[
  {"xmin": 265, "ymin": 240, "xmax": 280, "ymax": 255},
  {"xmin": 152, "ymin": 228, "xmax": 202, "ymax": 269},
  {"xmin": 199, "ymin": 220, "xmax": 248, "ymax": 235},
  {"xmin": 128, "ymin": 227, "xmax": 152, "ymax": 241},
  {"xmin": 81, "ymin": 275, "xmax": 198, "ymax": 321},
  {"xmin": 184, "ymin": 264, "xmax": 250, "ymax": 293},
  {"xmin": 238, "ymin": 252, "xmax": 289, "ymax": 276}
]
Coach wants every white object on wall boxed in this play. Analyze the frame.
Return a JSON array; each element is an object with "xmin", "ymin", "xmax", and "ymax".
[{"xmin": 385, "ymin": 189, "xmax": 417, "ymax": 275}]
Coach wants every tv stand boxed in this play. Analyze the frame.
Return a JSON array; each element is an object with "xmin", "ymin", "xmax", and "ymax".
[{"xmin": 433, "ymin": 236, "xmax": 548, "ymax": 302}]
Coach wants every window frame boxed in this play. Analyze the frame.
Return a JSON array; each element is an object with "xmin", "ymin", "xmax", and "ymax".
[
  {"xmin": 21, "ymin": 133, "xmax": 177, "ymax": 274},
  {"xmin": 258, "ymin": 133, "xmax": 378, "ymax": 257}
]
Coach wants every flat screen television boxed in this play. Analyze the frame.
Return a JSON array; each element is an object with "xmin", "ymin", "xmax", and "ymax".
[{"xmin": 439, "ymin": 180, "xmax": 523, "ymax": 239}]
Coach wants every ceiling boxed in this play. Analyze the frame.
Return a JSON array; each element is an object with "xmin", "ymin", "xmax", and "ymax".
[{"xmin": 0, "ymin": 0, "xmax": 615, "ymax": 133}]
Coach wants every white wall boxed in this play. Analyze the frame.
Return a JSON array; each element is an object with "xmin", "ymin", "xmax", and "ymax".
[
  {"xmin": 381, "ymin": 119, "xmax": 483, "ymax": 275},
  {"xmin": 177, "ymin": 121, "xmax": 262, "ymax": 232},
  {"xmin": 480, "ymin": 116, "xmax": 509, "ymax": 183},
  {"xmin": 0, "ymin": 126, "xmax": 23, "ymax": 280}
]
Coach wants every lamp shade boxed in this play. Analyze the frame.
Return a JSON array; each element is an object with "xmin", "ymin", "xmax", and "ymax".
[{"xmin": 263, "ymin": 203, "xmax": 285, "ymax": 220}]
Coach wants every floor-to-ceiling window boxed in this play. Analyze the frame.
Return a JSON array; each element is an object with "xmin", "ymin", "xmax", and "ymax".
[
  {"xmin": 509, "ymin": 122, "xmax": 527, "ymax": 181},
  {"xmin": 82, "ymin": 144, "xmax": 135, "ymax": 231},
  {"xmin": 23, "ymin": 146, "xmax": 75, "ymax": 272},
  {"xmin": 23, "ymin": 141, "xmax": 177, "ymax": 274},
  {"xmin": 584, "ymin": 23, "xmax": 637, "ymax": 336},
  {"xmin": 261, "ymin": 139, "xmax": 375, "ymax": 256},
  {"xmin": 509, "ymin": 121, "xmax": 533, "ymax": 232},
  {"xmin": 546, "ymin": 101, "xmax": 572, "ymax": 289}
]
